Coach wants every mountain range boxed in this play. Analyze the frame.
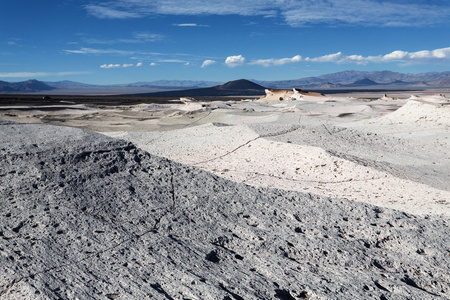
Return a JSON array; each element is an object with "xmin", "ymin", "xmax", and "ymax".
[
  {"xmin": 254, "ymin": 70, "xmax": 450, "ymax": 89},
  {"xmin": 1, "ymin": 70, "xmax": 450, "ymax": 94},
  {"xmin": 0, "ymin": 79, "xmax": 55, "ymax": 93}
]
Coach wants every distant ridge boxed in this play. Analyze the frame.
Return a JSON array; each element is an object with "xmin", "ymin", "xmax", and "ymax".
[
  {"xmin": 129, "ymin": 79, "xmax": 267, "ymax": 97},
  {"xmin": 0, "ymin": 79, "xmax": 55, "ymax": 93},
  {"xmin": 43, "ymin": 80, "xmax": 96, "ymax": 88},
  {"xmin": 256, "ymin": 70, "xmax": 450, "ymax": 89},
  {"xmin": 3, "ymin": 70, "xmax": 450, "ymax": 95},
  {"xmin": 123, "ymin": 80, "xmax": 222, "ymax": 88}
]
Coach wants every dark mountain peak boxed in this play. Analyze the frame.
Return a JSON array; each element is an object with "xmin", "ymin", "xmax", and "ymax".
[
  {"xmin": 15, "ymin": 79, "xmax": 54, "ymax": 91},
  {"xmin": 315, "ymin": 82, "xmax": 342, "ymax": 88},
  {"xmin": 217, "ymin": 79, "xmax": 265, "ymax": 90},
  {"xmin": 351, "ymin": 78, "xmax": 379, "ymax": 86},
  {"xmin": 388, "ymin": 80, "xmax": 408, "ymax": 85}
]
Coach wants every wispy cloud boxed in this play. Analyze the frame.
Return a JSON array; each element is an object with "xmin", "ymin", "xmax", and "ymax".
[
  {"xmin": 173, "ymin": 23, "xmax": 209, "ymax": 27},
  {"xmin": 132, "ymin": 32, "xmax": 164, "ymax": 42},
  {"xmin": 5, "ymin": 38, "xmax": 23, "ymax": 47},
  {"xmin": 81, "ymin": 32, "xmax": 163, "ymax": 45},
  {"xmin": 63, "ymin": 48, "xmax": 137, "ymax": 55},
  {"xmin": 83, "ymin": 0, "xmax": 450, "ymax": 27},
  {"xmin": 201, "ymin": 60, "xmax": 216, "ymax": 68},
  {"xmin": 158, "ymin": 59, "xmax": 188, "ymax": 63},
  {"xmin": 282, "ymin": 0, "xmax": 450, "ymax": 27},
  {"xmin": 84, "ymin": 1, "xmax": 276, "ymax": 19},
  {"xmin": 65, "ymin": 47, "xmax": 203, "ymax": 66},
  {"xmin": 84, "ymin": 4, "xmax": 141, "ymax": 19},
  {"xmin": 100, "ymin": 63, "xmax": 144, "ymax": 68},
  {"xmin": 63, "ymin": 47, "xmax": 168, "ymax": 59},
  {"xmin": 0, "ymin": 71, "xmax": 90, "ymax": 78},
  {"xmin": 226, "ymin": 47, "xmax": 450, "ymax": 67}
]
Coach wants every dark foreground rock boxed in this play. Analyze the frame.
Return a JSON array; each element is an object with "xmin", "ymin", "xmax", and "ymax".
[{"xmin": 0, "ymin": 121, "xmax": 449, "ymax": 299}]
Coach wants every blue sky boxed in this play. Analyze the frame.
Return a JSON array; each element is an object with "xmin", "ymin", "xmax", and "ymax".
[{"xmin": 1, "ymin": 0, "xmax": 450, "ymax": 84}]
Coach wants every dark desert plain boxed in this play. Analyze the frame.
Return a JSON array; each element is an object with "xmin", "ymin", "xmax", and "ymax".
[{"xmin": 2, "ymin": 0, "xmax": 450, "ymax": 298}]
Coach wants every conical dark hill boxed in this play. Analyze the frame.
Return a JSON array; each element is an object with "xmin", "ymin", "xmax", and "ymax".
[
  {"xmin": 216, "ymin": 79, "xmax": 266, "ymax": 90},
  {"xmin": 128, "ymin": 79, "xmax": 267, "ymax": 97},
  {"xmin": 347, "ymin": 78, "xmax": 379, "ymax": 87}
]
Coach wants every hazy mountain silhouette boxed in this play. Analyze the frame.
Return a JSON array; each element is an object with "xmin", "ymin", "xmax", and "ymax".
[{"xmin": 256, "ymin": 70, "xmax": 450, "ymax": 89}]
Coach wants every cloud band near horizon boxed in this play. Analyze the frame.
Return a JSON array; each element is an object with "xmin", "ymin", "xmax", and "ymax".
[
  {"xmin": 0, "ymin": 71, "xmax": 90, "ymax": 78},
  {"xmin": 220, "ymin": 47, "xmax": 450, "ymax": 67},
  {"xmin": 64, "ymin": 46, "xmax": 450, "ymax": 69}
]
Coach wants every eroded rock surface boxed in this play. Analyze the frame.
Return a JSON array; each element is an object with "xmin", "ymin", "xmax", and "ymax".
[{"xmin": 1, "ymin": 121, "xmax": 449, "ymax": 299}]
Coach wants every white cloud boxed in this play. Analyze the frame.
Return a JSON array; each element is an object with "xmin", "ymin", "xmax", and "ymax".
[
  {"xmin": 122, "ymin": 64, "xmax": 134, "ymax": 67},
  {"xmin": 225, "ymin": 55, "xmax": 246, "ymax": 67},
  {"xmin": 201, "ymin": 60, "xmax": 216, "ymax": 68},
  {"xmin": 432, "ymin": 48, "xmax": 450, "ymax": 59},
  {"xmin": 150, "ymin": 62, "xmax": 157, "ymax": 66},
  {"xmin": 304, "ymin": 47, "xmax": 450, "ymax": 65},
  {"xmin": 0, "ymin": 71, "xmax": 90, "ymax": 78},
  {"xmin": 249, "ymin": 55, "xmax": 302, "ymax": 67},
  {"xmin": 83, "ymin": 0, "xmax": 450, "ymax": 27},
  {"xmin": 383, "ymin": 50, "xmax": 408, "ymax": 60},
  {"xmin": 100, "ymin": 64, "xmax": 121, "ymax": 68},
  {"xmin": 136, "ymin": 62, "xmax": 143, "ymax": 67},
  {"xmin": 305, "ymin": 52, "xmax": 343, "ymax": 63},
  {"xmin": 222, "ymin": 46, "xmax": 450, "ymax": 68}
]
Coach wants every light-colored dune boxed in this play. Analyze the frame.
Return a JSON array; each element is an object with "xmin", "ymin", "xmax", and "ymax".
[{"xmin": 104, "ymin": 120, "xmax": 450, "ymax": 216}]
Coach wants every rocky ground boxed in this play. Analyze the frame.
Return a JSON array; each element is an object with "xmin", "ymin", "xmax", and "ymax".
[{"xmin": 1, "ymin": 121, "xmax": 449, "ymax": 299}]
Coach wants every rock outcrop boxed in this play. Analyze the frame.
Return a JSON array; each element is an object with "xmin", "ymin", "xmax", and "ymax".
[
  {"xmin": 258, "ymin": 88, "xmax": 323, "ymax": 102},
  {"xmin": 0, "ymin": 121, "xmax": 449, "ymax": 299}
]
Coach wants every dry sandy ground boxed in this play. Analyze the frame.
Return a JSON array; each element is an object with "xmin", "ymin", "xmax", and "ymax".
[{"xmin": 1, "ymin": 93, "xmax": 449, "ymax": 217}]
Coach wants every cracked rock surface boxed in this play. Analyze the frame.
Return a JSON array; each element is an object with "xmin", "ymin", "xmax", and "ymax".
[{"xmin": 1, "ymin": 121, "xmax": 449, "ymax": 299}]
